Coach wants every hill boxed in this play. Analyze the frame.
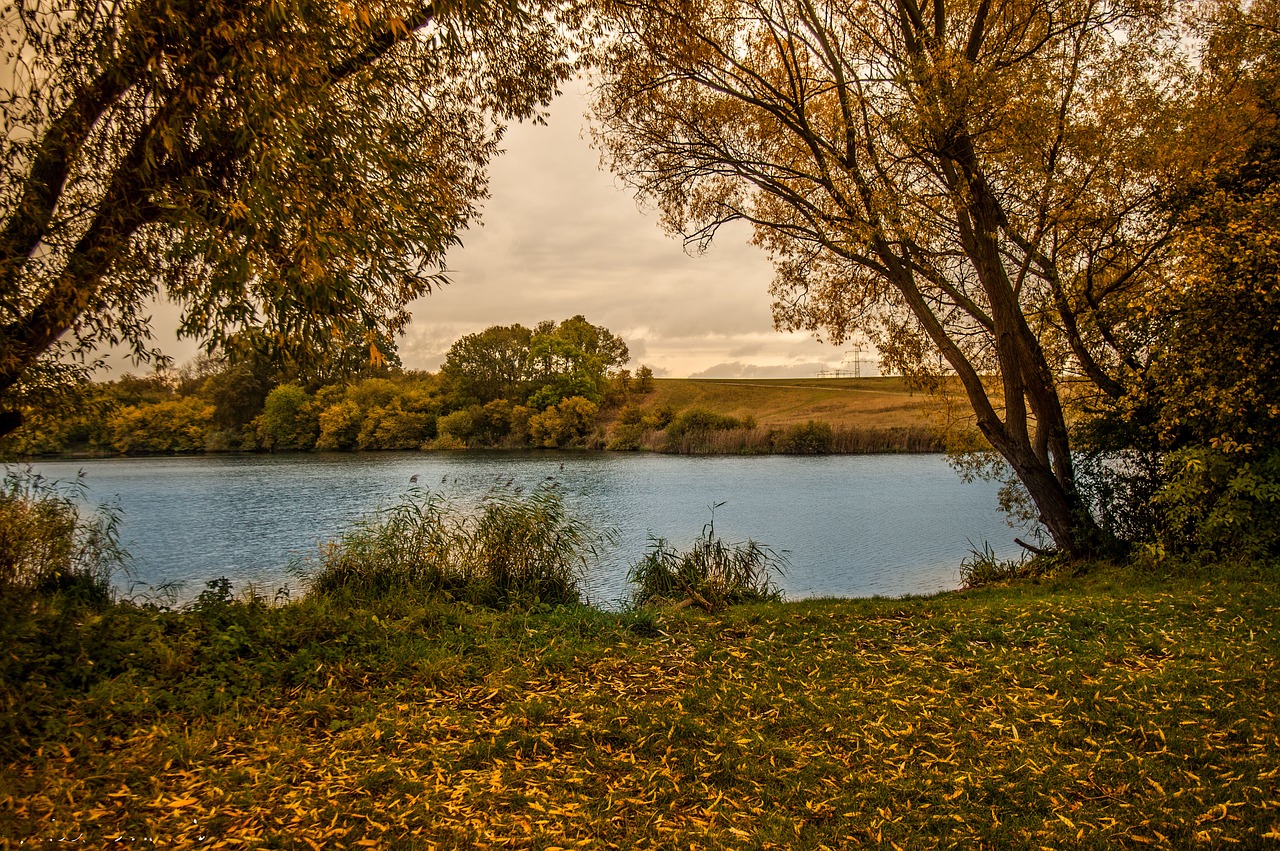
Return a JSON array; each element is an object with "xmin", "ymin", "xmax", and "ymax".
[{"xmin": 643, "ymin": 376, "xmax": 937, "ymax": 430}]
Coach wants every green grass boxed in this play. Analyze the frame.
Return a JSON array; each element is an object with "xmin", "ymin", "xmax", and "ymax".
[
  {"xmin": 3, "ymin": 562, "xmax": 1278, "ymax": 847},
  {"xmin": 629, "ymin": 509, "xmax": 788, "ymax": 608}
]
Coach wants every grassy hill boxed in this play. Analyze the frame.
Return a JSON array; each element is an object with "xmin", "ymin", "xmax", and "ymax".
[
  {"xmin": 643, "ymin": 377, "xmax": 937, "ymax": 430},
  {"xmin": 602, "ymin": 377, "xmax": 950, "ymax": 454}
]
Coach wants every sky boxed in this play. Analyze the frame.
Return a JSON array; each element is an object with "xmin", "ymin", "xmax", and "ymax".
[
  {"xmin": 400, "ymin": 82, "xmax": 871, "ymax": 379},
  {"xmin": 126, "ymin": 83, "xmax": 876, "ymax": 379}
]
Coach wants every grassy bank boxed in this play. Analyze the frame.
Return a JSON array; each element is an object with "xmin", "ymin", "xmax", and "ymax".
[{"xmin": 3, "ymin": 563, "xmax": 1278, "ymax": 848}]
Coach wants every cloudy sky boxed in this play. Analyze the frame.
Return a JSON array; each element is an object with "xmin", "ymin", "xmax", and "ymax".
[
  {"xmin": 397, "ymin": 83, "xmax": 869, "ymax": 379},
  {"xmin": 130, "ymin": 82, "xmax": 874, "ymax": 378}
]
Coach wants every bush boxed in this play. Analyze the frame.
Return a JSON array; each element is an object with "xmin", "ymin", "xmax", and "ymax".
[
  {"xmin": 628, "ymin": 507, "xmax": 786, "ymax": 609},
  {"xmin": 426, "ymin": 434, "xmax": 468, "ymax": 451},
  {"xmin": 0, "ymin": 467, "xmax": 126, "ymax": 613},
  {"xmin": 109, "ymin": 398, "xmax": 214, "ymax": 454},
  {"xmin": 528, "ymin": 396, "xmax": 599, "ymax": 448},
  {"xmin": 437, "ymin": 409, "xmax": 475, "ymax": 443},
  {"xmin": 316, "ymin": 400, "xmax": 364, "ymax": 451},
  {"xmin": 1151, "ymin": 447, "xmax": 1280, "ymax": 561},
  {"xmin": 773, "ymin": 420, "xmax": 834, "ymax": 454},
  {"xmin": 301, "ymin": 481, "xmax": 603, "ymax": 607},
  {"xmin": 358, "ymin": 401, "xmax": 435, "ymax": 450},
  {"xmin": 664, "ymin": 407, "xmax": 745, "ymax": 440}
]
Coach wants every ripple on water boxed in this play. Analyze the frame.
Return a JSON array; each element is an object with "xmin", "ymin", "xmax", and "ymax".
[{"xmin": 31, "ymin": 452, "xmax": 1021, "ymax": 607}]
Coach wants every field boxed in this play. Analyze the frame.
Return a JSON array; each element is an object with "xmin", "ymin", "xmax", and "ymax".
[
  {"xmin": 642, "ymin": 377, "xmax": 939, "ymax": 430},
  {"xmin": 3, "ymin": 563, "xmax": 1278, "ymax": 848}
]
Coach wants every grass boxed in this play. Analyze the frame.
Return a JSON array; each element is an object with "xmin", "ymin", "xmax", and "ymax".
[
  {"xmin": 2, "ymin": 561, "xmax": 1278, "ymax": 847},
  {"xmin": 629, "ymin": 506, "xmax": 788, "ymax": 609},
  {"xmin": 642, "ymin": 377, "xmax": 936, "ymax": 431},
  {"xmin": 610, "ymin": 378, "xmax": 948, "ymax": 454}
]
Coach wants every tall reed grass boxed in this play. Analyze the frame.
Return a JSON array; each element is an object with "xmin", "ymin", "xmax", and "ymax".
[
  {"xmin": 629, "ymin": 506, "xmax": 787, "ymax": 609},
  {"xmin": 0, "ymin": 466, "xmax": 125, "ymax": 612},
  {"xmin": 301, "ymin": 480, "xmax": 603, "ymax": 607},
  {"xmin": 642, "ymin": 424, "xmax": 943, "ymax": 455}
]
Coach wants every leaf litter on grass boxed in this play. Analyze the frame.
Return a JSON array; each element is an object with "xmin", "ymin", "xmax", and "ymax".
[{"xmin": 3, "ymin": 574, "xmax": 1279, "ymax": 848}]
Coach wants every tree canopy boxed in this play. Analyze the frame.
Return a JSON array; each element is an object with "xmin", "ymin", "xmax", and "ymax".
[
  {"xmin": 442, "ymin": 315, "xmax": 629, "ymax": 406},
  {"xmin": 0, "ymin": 0, "xmax": 580, "ymax": 434},
  {"xmin": 589, "ymin": 0, "xmax": 1246, "ymax": 556}
]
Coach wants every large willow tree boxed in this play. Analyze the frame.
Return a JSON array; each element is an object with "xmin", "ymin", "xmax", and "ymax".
[
  {"xmin": 592, "ymin": 0, "xmax": 1197, "ymax": 556},
  {"xmin": 0, "ymin": 0, "xmax": 578, "ymax": 433}
]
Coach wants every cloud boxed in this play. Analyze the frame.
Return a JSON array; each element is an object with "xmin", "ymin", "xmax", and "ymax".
[
  {"xmin": 400, "ymin": 84, "xmax": 829, "ymax": 377},
  {"xmin": 689, "ymin": 361, "xmax": 832, "ymax": 379},
  {"xmin": 98, "ymin": 83, "xmax": 866, "ymax": 379}
]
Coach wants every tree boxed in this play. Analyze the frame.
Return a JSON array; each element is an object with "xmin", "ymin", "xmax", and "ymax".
[
  {"xmin": 1070, "ymin": 0, "xmax": 1280, "ymax": 556},
  {"xmin": 592, "ymin": 0, "xmax": 1197, "ymax": 555},
  {"xmin": 0, "ymin": 0, "xmax": 578, "ymax": 435},
  {"xmin": 1115, "ymin": 0, "xmax": 1280, "ymax": 456},
  {"xmin": 201, "ymin": 362, "xmax": 272, "ymax": 429},
  {"xmin": 441, "ymin": 324, "xmax": 536, "ymax": 403},
  {"xmin": 527, "ymin": 315, "xmax": 630, "ymax": 406},
  {"xmin": 257, "ymin": 384, "xmax": 318, "ymax": 451},
  {"xmin": 552, "ymin": 314, "xmax": 630, "ymax": 372},
  {"xmin": 441, "ymin": 316, "xmax": 631, "ymax": 407}
]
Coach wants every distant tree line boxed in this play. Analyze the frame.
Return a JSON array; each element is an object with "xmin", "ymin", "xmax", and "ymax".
[{"xmin": 1, "ymin": 316, "xmax": 657, "ymax": 456}]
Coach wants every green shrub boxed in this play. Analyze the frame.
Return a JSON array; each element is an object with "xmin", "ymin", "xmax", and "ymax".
[
  {"xmin": 606, "ymin": 421, "xmax": 646, "ymax": 451},
  {"xmin": 358, "ymin": 400, "xmax": 435, "ymax": 450},
  {"xmin": 664, "ymin": 407, "xmax": 745, "ymax": 440},
  {"xmin": 426, "ymin": 434, "xmax": 468, "ymax": 451},
  {"xmin": 316, "ymin": 399, "xmax": 364, "ymax": 450},
  {"xmin": 628, "ymin": 507, "xmax": 786, "ymax": 609},
  {"xmin": 301, "ymin": 481, "xmax": 602, "ymax": 607},
  {"xmin": 1151, "ymin": 447, "xmax": 1280, "ymax": 560},
  {"xmin": 528, "ymin": 396, "xmax": 600, "ymax": 448},
  {"xmin": 437, "ymin": 409, "xmax": 475, "ymax": 443}
]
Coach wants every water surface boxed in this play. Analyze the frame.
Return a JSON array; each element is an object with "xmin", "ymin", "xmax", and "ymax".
[{"xmin": 33, "ymin": 452, "xmax": 1021, "ymax": 607}]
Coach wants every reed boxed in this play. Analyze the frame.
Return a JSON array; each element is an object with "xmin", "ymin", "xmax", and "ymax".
[
  {"xmin": 302, "ymin": 480, "xmax": 602, "ymax": 607},
  {"xmin": 650, "ymin": 423, "xmax": 944, "ymax": 455},
  {"xmin": 628, "ymin": 506, "xmax": 787, "ymax": 609},
  {"xmin": 0, "ymin": 466, "xmax": 124, "ymax": 612}
]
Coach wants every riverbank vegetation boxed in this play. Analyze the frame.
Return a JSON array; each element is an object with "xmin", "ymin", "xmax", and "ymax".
[
  {"xmin": 0, "ymin": 319, "xmax": 941, "ymax": 459},
  {"xmin": 3, "ymin": 545, "xmax": 1277, "ymax": 845}
]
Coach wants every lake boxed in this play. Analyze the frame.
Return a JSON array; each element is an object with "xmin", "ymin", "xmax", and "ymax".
[{"xmin": 31, "ymin": 452, "xmax": 1023, "ymax": 607}]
